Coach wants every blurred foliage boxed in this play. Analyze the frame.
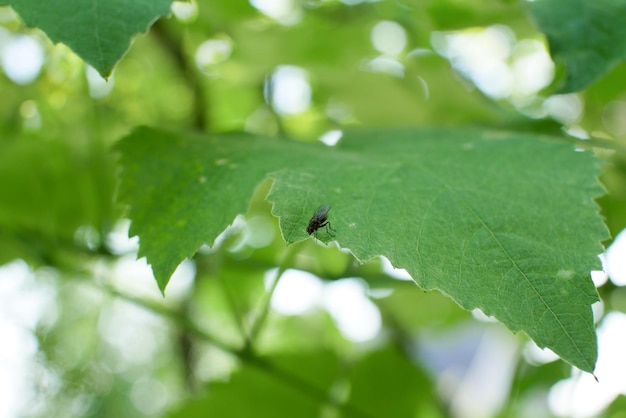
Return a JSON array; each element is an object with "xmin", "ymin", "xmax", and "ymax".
[
  {"xmin": 0, "ymin": 0, "xmax": 626, "ymax": 417},
  {"xmin": 529, "ymin": 0, "xmax": 626, "ymax": 93}
]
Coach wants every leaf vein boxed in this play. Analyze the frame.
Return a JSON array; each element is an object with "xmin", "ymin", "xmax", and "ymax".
[
  {"xmin": 91, "ymin": 0, "xmax": 105, "ymax": 70},
  {"xmin": 449, "ymin": 187, "xmax": 589, "ymax": 369}
]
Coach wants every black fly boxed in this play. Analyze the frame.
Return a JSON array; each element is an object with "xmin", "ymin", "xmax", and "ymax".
[{"xmin": 306, "ymin": 204, "xmax": 335, "ymax": 239}]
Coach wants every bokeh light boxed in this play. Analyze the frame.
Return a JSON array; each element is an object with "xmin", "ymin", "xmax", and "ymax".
[
  {"xmin": 270, "ymin": 271, "xmax": 382, "ymax": 343},
  {"xmin": 195, "ymin": 37, "xmax": 233, "ymax": 71},
  {"xmin": 371, "ymin": 21, "xmax": 407, "ymax": 56},
  {"xmin": 548, "ymin": 311, "xmax": 626, "ymax": 417},
  {"xmin": 268, "ymin": 65, "xmax": 312, "ymax": 115},
  {"xmin": 86, "ymin": 65, "xmax": 114, "ymax": 99},
  {"xmin": 1, "ymin": 34, "xmax": 44, "ymax": 85},
  {"xmin": 605, "ymin": 228, "xmax": 626, "ymax": 285},
  {"xmin": 249, "ymin": 0, "xmax": 302, "ymax": 25},
  {"xmin": 322, "ymin": 278, "xmax": 382, "ymax": 342}
]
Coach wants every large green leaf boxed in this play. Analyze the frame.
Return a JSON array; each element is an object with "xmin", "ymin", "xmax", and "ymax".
[
  {"xmin": 0, "ymin": 0, "xmax": 173, "ymax": 78},
  {"xmin": 529, "ymin": 0, "xmax": 626, "ymax": 93},
  {"xmin": 116, "ymin": 126, "xmax": 607, "ymax": 372}
]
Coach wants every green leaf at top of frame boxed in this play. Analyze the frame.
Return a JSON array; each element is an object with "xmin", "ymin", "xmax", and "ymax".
[
  {"xmin": 529, "ymin": 0, "xmax": 626, "ymax": 93},
  {"xmin": 115, "ymin": 126, "xmax": 608, "ymax": 373},
  {"xmin": 0, "ymin": 0, "xmax": 174, "ymax": 78}
]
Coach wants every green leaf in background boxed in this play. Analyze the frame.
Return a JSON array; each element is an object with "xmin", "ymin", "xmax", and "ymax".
[
  {"xmin": 116, "ymin": 126, "xmax": 607, "ymax": 372},
  {"xmin": 166, "ymin": 348, "xmax": 440, "ymax": 418},
  {"xmin": 347, "ymin": 346, "xmax": 440, "ymax": 417},
  {"xmin": 0, "ymin": 0, "xmax": 173, "ymax": 78},
  {"xmin": 0, "ymin": 136, "xmax": 116, "ymax": 265},
  {"xmin": 529, "ymin": 0, "xmax": 626, "ymax": 93},
  {"xmin": 166, "ymin": 351, "xmax": 342, "ymax": 418}
]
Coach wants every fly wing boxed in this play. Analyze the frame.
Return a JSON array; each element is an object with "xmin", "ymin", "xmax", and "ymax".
[{"xmin": 314, "ymin": 204, "xmax": 331, "ymax": 221}]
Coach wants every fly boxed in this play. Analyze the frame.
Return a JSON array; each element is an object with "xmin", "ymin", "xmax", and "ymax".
[{"xmin": 306, "ymin": 204, "xmax": 335, "ymax": 239}]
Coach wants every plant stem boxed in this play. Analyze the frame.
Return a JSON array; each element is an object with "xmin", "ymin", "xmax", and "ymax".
[
  {"xmin": 151, "ymin": 19, "xmax": 209, "ymax": 131},
  {"xmin": 245, "ymin": 243, "xmax": 300, "ymax": 348}
]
